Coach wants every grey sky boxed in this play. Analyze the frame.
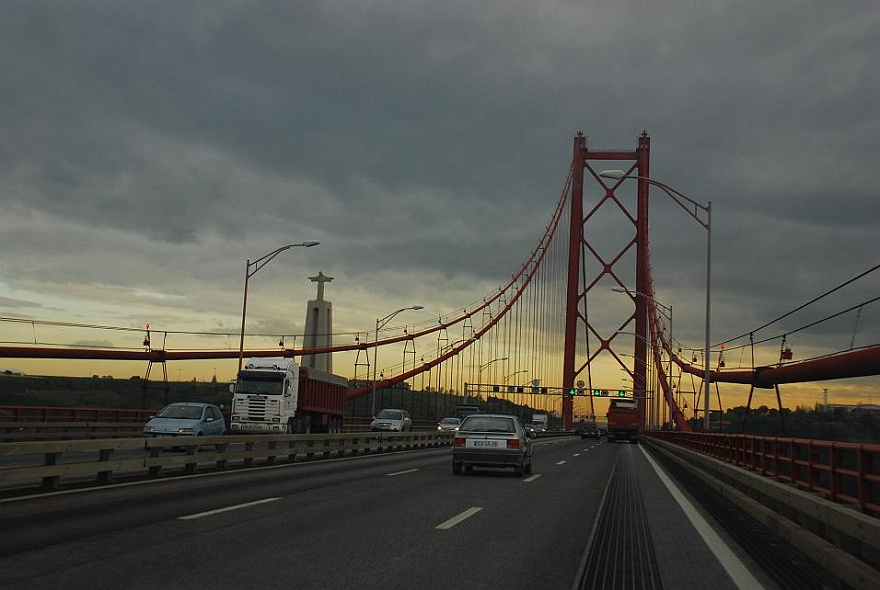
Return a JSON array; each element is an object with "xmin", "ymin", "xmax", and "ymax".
[{"xmin": 1, "ymin": 1, "xmax": 878, "ymax": 398}]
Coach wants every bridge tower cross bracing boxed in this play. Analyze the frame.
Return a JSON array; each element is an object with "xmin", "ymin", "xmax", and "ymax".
[{"xmin": 562, "ymin": 132, "xmax": 651, "ymax": 430}]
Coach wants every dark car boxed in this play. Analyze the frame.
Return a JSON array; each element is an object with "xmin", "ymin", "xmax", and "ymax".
[
  {"xmin": 452, "ymin": 414, "xmax": 533, "ymax": 477},
  {"xmin": 575, "ymin": 420, "xmax": 601, "ymax": 439}
]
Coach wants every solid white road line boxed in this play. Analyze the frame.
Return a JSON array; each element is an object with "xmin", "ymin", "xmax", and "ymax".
[
  {"xmin": 387, "ymin": 468, "xmax": 418, "ymax": 476},
  {"xmin": 435, "ymin": 507, "xmax": 483, "ymax": 530},
  {"xmin": 179, "ymin": 497, "xmax": 281, "ymax": 520},
  {"xmin": 639, "ymin": 446, "xmax": 764, "ymax": 590}
]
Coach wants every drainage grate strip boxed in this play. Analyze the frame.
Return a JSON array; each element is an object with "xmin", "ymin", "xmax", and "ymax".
[{"xmin": 577, "ymin": 446, "xmax": 664, "ymax": 590}]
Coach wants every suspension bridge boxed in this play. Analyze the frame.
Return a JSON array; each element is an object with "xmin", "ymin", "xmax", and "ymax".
[
  {"xmin": 3, "ymin": 133, "xmax": 880, "ymax": 589},
  {"xmin": 2, "ymin": 132, "xmax": 878, "ymax": 433}
]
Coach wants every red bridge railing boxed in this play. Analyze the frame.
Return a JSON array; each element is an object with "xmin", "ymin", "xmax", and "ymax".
[
  {"xmin": 0, "ymin": 405, "xmax": 156, "ymax": 423},
  {"xmin": 652, "ymin": 431, "xmax": 880, "ymax": 517}
]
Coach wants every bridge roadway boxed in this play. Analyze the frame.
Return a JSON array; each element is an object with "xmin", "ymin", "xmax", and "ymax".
[{"xmin": 0, "ymin": 437, "xmax": 844, "ymax": 590}]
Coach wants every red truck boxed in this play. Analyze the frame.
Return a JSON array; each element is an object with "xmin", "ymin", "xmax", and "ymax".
[
  {"xmin": 606, "ymin": 398, "xmax": 639, "ymax": 443},
  {"xmin": 229, "ymin": 358, "xmax": 349, "ymax": 434}
]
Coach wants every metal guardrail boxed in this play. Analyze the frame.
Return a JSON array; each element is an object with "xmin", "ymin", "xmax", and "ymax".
[
  {"xmin": 0, "ymin": 406, "xmax": 446, "ymax": 438},
  {"xmin": 0, "ymin": 421, "xmax": 465, "ymax": 442},
  {"xmin": 652, "ymin": 431, "xmax": 880, "ymax": 517},
  {"xmin": 0, "ymin": 431, "xmax": 454, "ymax": 494},
  {"xmin": 0, "ymin": 406, "xmax": 443, "ymax": 426}
]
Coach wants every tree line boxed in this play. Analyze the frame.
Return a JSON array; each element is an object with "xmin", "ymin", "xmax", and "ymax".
[
  {"xmin": 2, "ymin": 375, "xmax": 877, "ymax": 442},
  {"xmin": 691, "ymin": 405, "xmax": 880, "ymax": 444}
]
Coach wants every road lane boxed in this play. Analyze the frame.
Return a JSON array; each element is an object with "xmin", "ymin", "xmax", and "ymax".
[{"xmin": 1, "ymin": 437, "xmax": 614, "ymax": 589}]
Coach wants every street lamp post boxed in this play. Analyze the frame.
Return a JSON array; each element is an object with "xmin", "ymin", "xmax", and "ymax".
[
  {"xmin": 601, "ymin": 170, "xmax": 712, "ymax": 431},
  {"xmin": 478, "ymin": 357, "xmax": 508, "ymax": 384},
  {"xmin": 612, "ymin": 287, "xmax": 674, "ymax": 428},
  {"xmin": 437, "ymin": 336, "xmax": 478, "ymax": 398},
  {"xmin": 503, "ymin": 370, "xmax": 528, "ymax": 419},
  {"xmin": 372, "ymin": 305, "xmax": 424, "ymax": 416},
  {"xmin": 466, "ymin": 357, "xmax": 508, "ymax": 404},
  {"xmin": 614, "ymin": 330, "xmax": 656, "ymax": 429},
  {"xmin": 238, "ymin": 241, "xmax": 320, "ymax": 372},
  {"xmin": 437, "ymin": 337, "xmax": 476, "ymax": 415}
]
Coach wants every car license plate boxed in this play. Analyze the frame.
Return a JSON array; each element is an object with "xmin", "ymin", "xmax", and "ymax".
[{"xmin": 467, "ymin": 439, "xmax": 502, "ymax": 448}]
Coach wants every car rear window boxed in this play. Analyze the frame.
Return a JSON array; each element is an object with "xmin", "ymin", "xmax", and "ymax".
[{"xmin": 460, "ymin": 416, "xmax": 516, "ymax": 433}]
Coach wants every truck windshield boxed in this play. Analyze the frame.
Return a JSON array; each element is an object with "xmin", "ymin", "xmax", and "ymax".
[
  {"xmin": 235, "ymin": 371, "xmax": 285, "ymax": 395},
  {"xmin": 453, "ymin": 405, "xmax": 480, "ymax": 419},
  {"xmin": 610, "ymin": 400, "xmax": 637, "ymax": 410}
]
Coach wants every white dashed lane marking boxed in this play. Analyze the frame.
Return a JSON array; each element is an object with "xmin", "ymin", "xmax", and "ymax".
[{"xmin": 436, "ymin": 507, "xmax": 483, "ymax": 530}]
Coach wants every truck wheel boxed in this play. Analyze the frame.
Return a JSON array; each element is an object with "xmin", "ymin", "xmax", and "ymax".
[{"xmin": 286, "ymin": 419, "xmax": 294, "ymax": 434}]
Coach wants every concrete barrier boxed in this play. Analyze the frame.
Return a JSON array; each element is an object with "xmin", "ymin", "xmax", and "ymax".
[{"xmin": 0, "ymin": 431, "xmax": 454, "ymax": 495}]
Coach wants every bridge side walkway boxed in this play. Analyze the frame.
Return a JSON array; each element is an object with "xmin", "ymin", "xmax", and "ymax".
[
  {"xmin": 635, "ymin": 441, "xmax": 846, "ymax": 590},
  {"xmin": 578, "ymin": 441, "xmax": 847, "ymax": 590}
]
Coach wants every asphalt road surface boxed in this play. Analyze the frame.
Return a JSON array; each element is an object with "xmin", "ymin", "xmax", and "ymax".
[{"xmin": 0, "ymin": 436, "xmax": 615, "ymax": 589}]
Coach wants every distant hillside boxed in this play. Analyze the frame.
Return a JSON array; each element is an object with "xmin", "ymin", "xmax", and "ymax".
[
  {"xmin": 0, "ymin": 374, "xmax": 229, "ymax": 411},
  {"xmin": 0, "ymin": 374, "xmax": 505, "ymax": 422}
]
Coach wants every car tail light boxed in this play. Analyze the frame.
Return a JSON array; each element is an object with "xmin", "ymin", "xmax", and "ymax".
[
  {"xmin": 507, "ymin": 439, "xmax": 520, "ymax": 449},
  {"xmin": 453, "ymin": 437, "xmax": 465, "ymax": 447}
]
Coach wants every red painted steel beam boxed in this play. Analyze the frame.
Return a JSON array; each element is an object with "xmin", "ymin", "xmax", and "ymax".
[
  {"xmin": 562, "ymin": 133, "xmax": 586, "ymax": 429},
  {"xmin": 0, "ymin": 346, "xmax": 285, "ymax": 361},
  {"xmin": 583, "ymin": 151, "xmax": 639, "ymax": 160},
  {"xmin": 0, "ymin": 197, "xmax": 569, "ymax": 402},
  {"xmin": 634, "ymin": 133, "xmax": 650, "ymax": 432},
  {"xmin": 562, "ymin": 133, "xmax": 648, "ymax": 431},
  {"xmin": 677, "ymin": 345, "xmax": 880, "ymax": 388}
]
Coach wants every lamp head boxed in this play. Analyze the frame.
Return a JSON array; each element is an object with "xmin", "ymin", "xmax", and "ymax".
[{"xmin": 599, "ymin": 169, "xmax": 626, "ymax": 179}]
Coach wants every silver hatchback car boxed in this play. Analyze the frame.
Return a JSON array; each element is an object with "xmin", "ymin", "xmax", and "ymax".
[
  {"xmin": 452, "ymin": 414, "xmax": 533, "ymax": 476},
  {"xmin": 143, "ymin": 402, "xmax": 227, "ymax": 438}
]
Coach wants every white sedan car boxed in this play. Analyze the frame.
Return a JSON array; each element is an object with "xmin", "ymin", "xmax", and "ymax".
[{"xmin": 452, "ymin": 414, "xmax": 533, "ymax": 477}]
